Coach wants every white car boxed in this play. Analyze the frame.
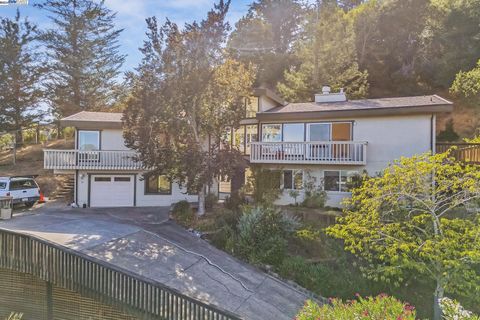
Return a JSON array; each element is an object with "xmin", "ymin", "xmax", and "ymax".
[{"xmin": 0, "ymin": 176, "xmax": 40, "ymax": 207}]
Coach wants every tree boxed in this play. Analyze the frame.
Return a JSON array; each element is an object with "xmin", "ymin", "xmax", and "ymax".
[
  {"xmin": 327, "ymin": 152, "xmax": 480, "ymax": 320},
  {"xmin": 450, "ymin": 59, "xmax": 480, "ymax": 107},
  {"xmin": 277, "ymin": 3, "xmax": 368, "ymax": 102},
  {"xmin": 37, "ymin": 0, "xmax": 125, "ymax": 117},
  {"xmin": 122, "ymin": 2, "xmax": 256, "ymax": 215},
  {"xmin": 421, "ymin": 0, "xmax": 480, "ymax": 90},
  {"xmin": 228, "ymin": 0, "xmax": 304, "ymax": 87},
  {"xmin": 0, "ymin": 11, "xmax": 44, "ymax": 145}
]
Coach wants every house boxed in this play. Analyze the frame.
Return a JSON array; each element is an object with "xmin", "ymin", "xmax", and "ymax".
[{"xmin": 44, "ymin": 87, "xmax": 453, "ymax": 208}]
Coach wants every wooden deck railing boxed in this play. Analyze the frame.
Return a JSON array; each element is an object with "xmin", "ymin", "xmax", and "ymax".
[
  {"xmin": 250, "ymin": 141, "xmax": 367, "ymax": 165},
  {"xmin": 436, "ymin": 143, "xmax": 480, "ymax": 164},
  {"xmin": 44, "ymin": 149, "xmax": 143, "ymax": 170},
  {"xmin": 0, "ymin": 228, "xmax": 242, "ymax": 320}
]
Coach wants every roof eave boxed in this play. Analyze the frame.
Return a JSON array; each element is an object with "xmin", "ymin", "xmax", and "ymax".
[
  {"xmin": 59, "ymin": 119, "xmax": 123, "ymax": 129},
  {"xmin": 256, "ymin": 104, "xmax": 454, "ymax": 121}
]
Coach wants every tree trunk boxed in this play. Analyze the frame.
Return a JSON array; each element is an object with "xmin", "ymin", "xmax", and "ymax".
[
  {"xmin": 197, "ymin": 185, "xmax": 206, "ymax": 216},
  {"xmin": 433, "ymin": 279, "xmax": 445, "ymax": 320}
]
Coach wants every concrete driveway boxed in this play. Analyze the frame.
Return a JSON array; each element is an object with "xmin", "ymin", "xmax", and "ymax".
[{"xmin": 0, "ymin": 205, "xmax": 313, "ymax": 320}]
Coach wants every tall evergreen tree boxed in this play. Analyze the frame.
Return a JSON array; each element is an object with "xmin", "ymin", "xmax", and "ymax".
[
  {"xmin": 228, "ymin": 0, "xmax": 304, "ymax": 87},
  {"xmin": 37, "ymin": 0, "xmax": 125, "ymax": 117},
  {"xmin": 0, "ymin": 11, "xmax": 44, "ymax": 144},
  {"xmin": 277, "ymin": 3, "xmax": 368, "ymax": 102},
  {"xmin": 123, "ymin": 2, "xmax": 256, "ymax": 215}
]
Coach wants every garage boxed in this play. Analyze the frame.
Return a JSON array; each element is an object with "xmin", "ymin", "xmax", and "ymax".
[{"xmin": 90, "ymin": 175, "xmax": 134, "ymax": 207}]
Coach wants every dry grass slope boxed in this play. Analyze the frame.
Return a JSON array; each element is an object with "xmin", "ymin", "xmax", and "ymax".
[{"xmin": 0, "ymin": 140, "xmax": 74, "ymax": 196}]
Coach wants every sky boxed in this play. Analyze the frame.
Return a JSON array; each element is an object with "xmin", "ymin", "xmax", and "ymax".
[{"xmin": 0, "ymin": 0, "xmax": 254, "ymax": 72}]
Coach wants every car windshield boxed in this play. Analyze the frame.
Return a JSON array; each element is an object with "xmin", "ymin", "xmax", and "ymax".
[{"xmin": 0, "ymin": 182, "xmax": 6, "ymax": 189}]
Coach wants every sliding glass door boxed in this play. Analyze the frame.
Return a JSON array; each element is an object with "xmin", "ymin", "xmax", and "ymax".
[{"xmin": 306, "ymin": 123, "xmax": 352, "ymax": 160}]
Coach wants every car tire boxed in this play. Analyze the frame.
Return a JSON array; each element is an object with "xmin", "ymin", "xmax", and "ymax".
[{"xmin": 24, "ymin": 202, "xmax": 35, "ymax": 208}]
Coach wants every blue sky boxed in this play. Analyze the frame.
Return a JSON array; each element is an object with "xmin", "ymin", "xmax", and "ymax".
[{"xmin": 0, "ymin": 0, "xmax": 254, "ymax": 72}]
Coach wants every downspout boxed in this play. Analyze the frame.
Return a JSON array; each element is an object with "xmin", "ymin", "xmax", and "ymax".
[{"xmin": 431, "ymin": 114, "xmax": 436, "ymax": 154}]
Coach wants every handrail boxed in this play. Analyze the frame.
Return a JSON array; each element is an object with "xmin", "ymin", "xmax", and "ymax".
[
  {"xmin": 0, "ymin": 227, "xmax": 242, "ymax": 320},
  {"xmin": 250, "ymin": 141, "xmax": 367, "ymax": 165},
  {"xmin": 44, "ymin": 149, "xmax": 143, "ymax": 170}
]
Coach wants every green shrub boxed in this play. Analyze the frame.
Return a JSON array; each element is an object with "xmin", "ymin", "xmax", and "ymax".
[
  {"xmin": 440, "ymin": 298, "xmax": 480, "ymax": 320},
  {"xmin": 224, "ymin": 191, "xmax": 247, "ymax": 212},
  {"xmin": 302, "ymin": 173, "xmax": 327, "ymax": 208},
  {"xmin": 172, "ymin": 201, "xmax": 194, "ymax": 226},
  {"xmin": 248, "ymin": 167, "xmax": 282, "ymax": 205},
  {"xmin": 205, "ymin": 192, "xmax": 218, "ymax": 210},
  {"xmin": 296, "ymin": 296, "xmax": 416, "ymax": 320},
  {"xmin": 235, "ymin": 206, "xmax": 299, "ymax": 266}
]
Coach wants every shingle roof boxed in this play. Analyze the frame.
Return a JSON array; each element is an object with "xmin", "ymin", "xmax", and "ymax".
[
  {"xmin": 61, "ymin": 111, "xmax": 123, "ymax": 122},
  {"xmin": 257, "ymin": 95, "xmax": 453, "ymax": 120},
  {"xmin": 263, "ymin": 95, "xmax": 452, "ymax": 114},
  {"xmin": 60, "ymin": 111, "xmax": 123, "ymax": 129}
]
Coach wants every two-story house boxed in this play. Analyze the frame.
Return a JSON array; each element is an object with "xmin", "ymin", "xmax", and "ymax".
[{"xmin": 44, "ymin": 87, "xmax": 453, "ymax": 208}]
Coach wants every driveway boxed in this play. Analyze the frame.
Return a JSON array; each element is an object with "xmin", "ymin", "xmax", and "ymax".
[{"xmin": 0, "ymin": 205, "xmax": 313, "ymax": 319}]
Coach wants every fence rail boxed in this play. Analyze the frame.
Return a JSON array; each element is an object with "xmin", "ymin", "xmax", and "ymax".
[
  {"xmin": 0, "ymin": 228, "xmax": 242, "ymax": 320},
  {"xmin": 44, "ymin": 149, "xmax": 143, "ymax": 170},
  {"xmin": 436, "ymin": 143, "xmax": 480, "ymax": 164},
  {"xmin": 250, "ymin": 141, "xmax": 367, "ymax": 165}
]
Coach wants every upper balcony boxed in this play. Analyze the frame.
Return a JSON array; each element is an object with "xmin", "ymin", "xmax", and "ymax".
[
  {"xmin": 44, "ymin": 150, "xmax": 142, "ymax": 170},
  {"xmin": 249, "ymin": 141, "xmax": 367, "ymax": 165}
]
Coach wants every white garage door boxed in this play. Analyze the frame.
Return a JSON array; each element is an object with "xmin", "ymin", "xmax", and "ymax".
[{"xmin": 90, "ymin": 175, "xmax": 134, "ymax": 207}]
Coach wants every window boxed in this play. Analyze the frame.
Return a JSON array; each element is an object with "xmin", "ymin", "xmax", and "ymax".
[
  {"xmin": 283, "ymin": 123, "xmax": 304, "ymax": 142},
  {"xmin": 145, "ymin": 174, "xmax": 171, "ymax": 194},
  {"xmin": 9, "ymin": 179, "xmax": 38, "ymax": 190},
  {"xmin": 218, "ymin": 177, "xmax": 231, "ymax": 193},
  {"xmin": 0, "ymin": 182, "xmax": 6, "ymax": 189},
  {"xmin": 94, "ymin": 177, "xmax": 111, "ymax": 182},
  {"xmin": 246, "ymin": 96, "xmax": 259, "ymax": 118},
  {"xmin": 324, "ymin": 171, "xmax": 357, "ymax": 192},
  {"xmin": 283, "ymin": 170, "xmax": 303, "ymax": 190},
  {"xmin": 114, "ymin": 177, "xmax": 131, "ymax": 182},
  {"xmin": 233, "ymin": 127, "xmax": 245, "ymax": 153},
  {"xmin": 245, "ymin": 125, "xmax": 258, "ymax": 155},
  {"xmin": 78, "ymin": 130, "xmax": 100, "ymax": 151},
  {"xmin": 262, "ymin": 124, "xmax": 282, "ymax": 142}
]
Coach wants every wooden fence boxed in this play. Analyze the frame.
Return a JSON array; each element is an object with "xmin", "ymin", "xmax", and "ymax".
[
  {"xmin": 436, "ymin": 143, "xmax": 480, "ymax": 164},
  {"xmin": 0, "ymin": 228, "xmax": 242, "ymax": 320}
]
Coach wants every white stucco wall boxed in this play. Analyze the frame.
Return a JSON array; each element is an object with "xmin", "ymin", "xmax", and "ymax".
[
  {"xmin": 257, "ymin": 114, "xmax": 434, "ymax": 207},
  {"xmin": 259, "ymin": 96, "xmax": 279, "ymax": 112},
  {"xmin": 354, "ymin": 114, "xmax": 433, "ymax": 174},
  {"xmin": 76, "ymin": 171, "xmax": 199, "ymax": 207},
  {"xmin": 101, "ymin": 129, "xmax": 129, "ymax": 151}
]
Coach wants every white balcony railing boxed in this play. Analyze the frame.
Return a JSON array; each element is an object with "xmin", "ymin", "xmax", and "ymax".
[
  {"xmin": 44, "ymin": 150, "xmax": 142, "ymax": 170},
  {"xmin": 250, "ymin": 141, "xmax": 367, "ymax": 165}
]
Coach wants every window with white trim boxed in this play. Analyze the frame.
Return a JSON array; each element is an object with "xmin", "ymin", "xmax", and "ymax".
[
  {"xmin": 283, "ymin": 170, "xmax": 303, "ymax": 190},
  {"xmin": 323, "ymin": 170, "xmax": 357, "ymax": 192}
]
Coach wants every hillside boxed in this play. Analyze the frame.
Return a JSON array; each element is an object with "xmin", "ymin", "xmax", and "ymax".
[{"xmin": 0, "ymin": 140, "xmax": 74, "ymax": 196}]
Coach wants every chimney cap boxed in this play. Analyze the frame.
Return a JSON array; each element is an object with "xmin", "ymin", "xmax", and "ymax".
[{"xmin": 322, "ymin": 85, "xmax": 331, "ymax": 94}]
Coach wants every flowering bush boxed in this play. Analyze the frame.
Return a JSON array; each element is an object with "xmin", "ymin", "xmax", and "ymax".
[
  {"xmin": 440, "ymin": 298, "xmax": 480, "ymax": 320},
  {"xmin": 296, "ymin": 295, "xmax": 416, "ymax": 320}
]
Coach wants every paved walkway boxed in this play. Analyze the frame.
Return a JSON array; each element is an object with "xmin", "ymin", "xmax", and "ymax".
[{"xmin": 0, "ymin": 205, "xmax": 312, "ymax": 320}]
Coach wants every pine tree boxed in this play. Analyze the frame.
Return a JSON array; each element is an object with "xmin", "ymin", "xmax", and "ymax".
[
  {"xmin": 228, "ymin": 0, "xmax": 304, "ymax": 87},
  {"xmin": 37, "ymin": 0, "xmax": 125, "ymax": 117},
  {"xmin": 123, "ymin": 2, "xmax": 256, "ymax": 216},
  {"xmin": 277, "ymin": 4, "xmax": 368, "ymax": 102},
  {"xmin": 0, "ymin": 11, "xmax": 44, "ymax": 145}
]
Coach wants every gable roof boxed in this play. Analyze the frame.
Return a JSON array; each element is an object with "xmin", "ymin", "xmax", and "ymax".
[
  {"xmin": 257, "ymin": 95, "xmax": 453, "ymax": 121},
  {"xmin": 60, "ymin": 111, "xmax": 123, "ymax": 129}
]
